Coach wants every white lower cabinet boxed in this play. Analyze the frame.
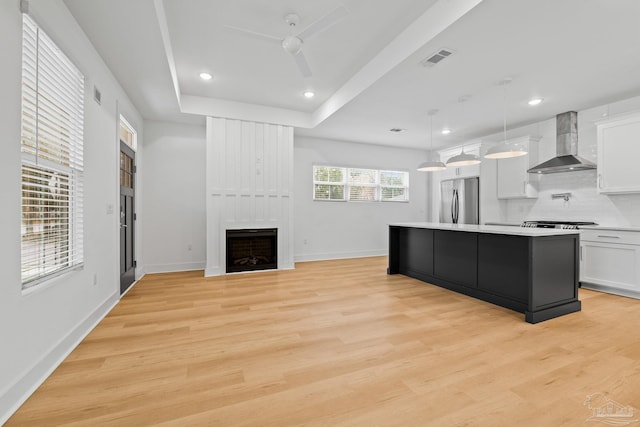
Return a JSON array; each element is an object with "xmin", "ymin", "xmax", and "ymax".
[{"xmin": 580, "ymin": 229, "xmax": 640, "ymax": 298}]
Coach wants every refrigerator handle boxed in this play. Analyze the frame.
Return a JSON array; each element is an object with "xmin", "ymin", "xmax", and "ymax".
[
  {"xmin": 453, "ymin": 189, "xmax": 459, "ymax": 223},
  {"xmin": 451, "ymin": 189, "xmax": 455, "ymax": 223}
]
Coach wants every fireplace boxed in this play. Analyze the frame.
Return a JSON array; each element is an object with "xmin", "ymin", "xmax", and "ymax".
[{"xmin": 226, "ymin": 228, "xmax": 277, "ymax": 273}]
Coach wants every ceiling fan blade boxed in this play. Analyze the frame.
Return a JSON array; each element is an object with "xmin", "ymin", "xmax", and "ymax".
[
  {"xmin": 224, "ymin": 25, "xmax": 281, "ymax": 44},
  {"xmin": 297, "ymin": 5, "xmax": 349, "ymax": 41},
  {"xmin": 293, "ymin": 51, "xmax": 312, "ymax": 78}
]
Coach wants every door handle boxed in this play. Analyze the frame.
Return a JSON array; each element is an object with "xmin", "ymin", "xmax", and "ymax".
[
  {"xmin": 580, "ymin": 245, "xmax": 583, "ymax": 261},
  {"xmin": 598, "ymin": 174, "xmax": 603, "ymax": 189},
  {"xmin": 597, "ymin": 235, "xmax": 620, "ymax": 239},
  {"xmin": 523, "ymin": 181, "xmax": 526, "ymax": 194},
  {"xmin": 121, "ymin": 224, "xmax": 128, "ymax": 228}
]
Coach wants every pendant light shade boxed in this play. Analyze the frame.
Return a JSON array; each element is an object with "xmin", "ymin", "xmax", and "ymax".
[
  {"xmin": 485, "ymin": 141, "xmax": 528, "ymax": 159},
  {"xmin": 417, "ymin": 160, "xmax": 447, "ymax": 171},
  {"xmin": 445, "ymin": 95, "xmax": 480, "ymax": 167},
  {"xmin": 446, "ymin": 148, "xmax": 481, "ymax": 167},
  {"xmin": 418, "ymin": 110, "xmax": 446, "ymax": 172},
  {"xmin": 484, "ymin": 77, "xmax": 528, "ymax": 159}
]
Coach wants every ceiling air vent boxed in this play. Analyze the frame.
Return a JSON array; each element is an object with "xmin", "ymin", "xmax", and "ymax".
[
  {"xmin": 389, "ymin": 128, "xmax": 406, "ymax": 133},
  {"xmin": 420, "ymin": 48, "xmax": 455, "ymax": 67}
]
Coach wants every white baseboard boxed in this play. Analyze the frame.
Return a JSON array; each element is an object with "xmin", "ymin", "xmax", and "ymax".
[
  {"xmin": 580, "ymin": 282, "xmax": 640, "ymax": 300},
  {"xmin": 143, "ymin": 261, "xmax": 206, "ymax": 274},
  {"xmin": 294, "ymin": 249, "xmax": 387, "ymax": 263},
  {"xmin": 0, "ymin": 292, "xmax": 119, "ymax": 425}
]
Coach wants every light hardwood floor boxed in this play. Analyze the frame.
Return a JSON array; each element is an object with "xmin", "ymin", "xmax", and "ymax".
[{"xmin": 7, "ymin": 257, "xmax": 640, "ymax": 426}]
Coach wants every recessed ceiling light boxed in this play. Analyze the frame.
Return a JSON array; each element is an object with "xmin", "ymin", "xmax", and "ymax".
[
  {"xmin": 199, "ymin": 72, "xmax": 212, "ymax": 81},
  {"xmin": 441, "ymin": 128, "xmax": 451, "ymax": 135},
  {"xmin": 528, "ymin": 97, "xmax": 543, "ymax": 106},
  {"xmin": 303, "ymin": 90, "xmax": 315, "ymax": 99}
]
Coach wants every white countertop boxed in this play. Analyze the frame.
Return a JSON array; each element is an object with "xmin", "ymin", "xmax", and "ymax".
[
  {"xmin": 580, "ymin": 225, "xmax": 640, "ymax": 232},
  {"xmin": 390, "ymin": 222, "xmax": 579, "ymax": 237}
]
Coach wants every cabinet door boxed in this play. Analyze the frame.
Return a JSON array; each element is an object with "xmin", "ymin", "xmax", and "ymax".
[
  {"xmin": 497, "ymin": 155, "xmax": 537, "ymax": 199},
  {"xmin": 398, "ymin": 228, "xmax": 434, "ymax": 277},
  {"xmin": 580, "ymin": 241, "xmax": 640, "ymax": 293},
  {"xmin": 456, "ymin": 163, "xmax": 480, "ymax": 179},
  {"xmin": 478, "ymin": 234, "xmax": 528, "ymax": 303},
  {"xmin": 433, "ymin": 230, "xmax": 477, "ymax": 288},
  {"xmin": 597, "ymin": 113, "xmax": 640, "ymax": 194}
]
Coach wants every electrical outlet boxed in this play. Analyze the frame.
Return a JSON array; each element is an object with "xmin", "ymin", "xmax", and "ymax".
[{"xmin": 303, "ymin": 239, "xmax": 308, "ymax": 245}]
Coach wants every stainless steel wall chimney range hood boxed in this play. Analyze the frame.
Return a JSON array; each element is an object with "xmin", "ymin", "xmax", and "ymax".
[{"xmin": 527, "ymin": 111, "xmax": 596, "ymax": 174}]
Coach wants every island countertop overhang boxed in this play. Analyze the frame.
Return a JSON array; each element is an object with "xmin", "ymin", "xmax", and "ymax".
[{"xmin": 389, "ymin": 222, "xmax": 579, "ymax": 237}]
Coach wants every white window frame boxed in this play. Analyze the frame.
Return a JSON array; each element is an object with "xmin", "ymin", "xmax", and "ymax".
[
  {"xmin": 312, "ymin": 165, "xmax": 347, "ymax": 201},
  {"xmin": 119, "ymin": 114, "xmax": 137, "ymax": 151},
  {"xmin": 379, "ymin": 170, "xmax": 410, "ymax": 202},
  {"xmin": 312, "ymin": 165, "xmax": 409, "ymax": 203},
  {"xmin": 20, "ymin": 14, "xmax": 85, "ymax": 289}
]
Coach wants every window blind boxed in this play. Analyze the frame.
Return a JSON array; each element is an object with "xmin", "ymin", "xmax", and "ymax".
[
  {"xmin": 313, "ymin": 165, "xmax": 409, "ymax": 202},
  {"xmin": 21, "ymin": 14, "xmax": 85, "ymax": 287},
  {"xmin": 348, "ymin": 168, "xmax": 377, "ymax": 201},
  {"xmin": 380, "ymin": 170, "xmax": 409, "ymax": 201}
]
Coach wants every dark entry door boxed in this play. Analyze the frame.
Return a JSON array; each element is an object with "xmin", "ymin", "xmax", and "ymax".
[{"xmin": 120, "ymin": 141, "xmax": 135, "ymax": 294}]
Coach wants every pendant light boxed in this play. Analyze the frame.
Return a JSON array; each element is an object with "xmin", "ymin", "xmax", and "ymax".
[
  {"xmin": 446, "ymin": 97, "xmax": 481, "ymax": 167},
  {"xmin": 485, "ymin": 77, "xmax": 528, "ymax": 159},
  {"xmin": 417, "ymin": 109, "xmax": 446, "ymax": 171}
]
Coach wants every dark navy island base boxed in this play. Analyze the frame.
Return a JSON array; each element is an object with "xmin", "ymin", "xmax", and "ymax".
[{"xmin": 388, "ymin": 223, "xmax": 581, "ymax": 324}]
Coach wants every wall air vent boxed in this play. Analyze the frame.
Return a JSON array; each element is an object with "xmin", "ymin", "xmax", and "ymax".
[{"xmin": 420, "ymin": 48, "xmax": 455, "ymax": 67}]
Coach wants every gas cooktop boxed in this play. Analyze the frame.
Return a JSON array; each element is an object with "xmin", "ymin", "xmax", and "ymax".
[{"xmin": 521, "ymin": 220, "xmax": 598, "ymax": 229}]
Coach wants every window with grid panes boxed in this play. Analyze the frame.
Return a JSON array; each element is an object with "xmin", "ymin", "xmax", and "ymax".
[
  {"xmin": 313, "ymin": 166, "xmax": 346, "ymax": 200},
  {"xmin": 20, "ymin": 14, "xmax": 85, "ymax": 288},
  {"xmin": 380, "ymin": 170, "xmax": 409, "ymax": 201}
]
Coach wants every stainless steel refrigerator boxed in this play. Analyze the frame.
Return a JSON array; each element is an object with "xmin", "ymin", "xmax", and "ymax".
[{"xmin": 439, "ymin": 177, "xmax": 479, "ymax": 224}]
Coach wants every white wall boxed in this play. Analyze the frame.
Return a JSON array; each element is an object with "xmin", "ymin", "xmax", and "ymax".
[
  {"xmin": 0, "ymin": 1, "xmax": 143, "ymax": 423},
  {"xmin": 486, "ymin": 95, "xmax": 640, "ymax": 227},
  {"xmin": 142, "ymin": 121, "xmax": 206, "ymax": 273},
  {"xmin": 294, "ymin": 136, "xmax": 429, "ymax": 261},
  {"xmin": 206, "ymin": 117, "xmax": 295, "ymax": 275}
]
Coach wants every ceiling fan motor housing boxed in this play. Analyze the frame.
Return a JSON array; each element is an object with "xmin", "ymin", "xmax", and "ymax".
[{"xmin": 282, "ymin": 35, "xmax": 303, "ymax": 54}]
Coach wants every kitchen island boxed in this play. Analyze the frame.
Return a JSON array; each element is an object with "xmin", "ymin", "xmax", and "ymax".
[{"xmin": 388, "ymin": 222, "xmax": 581, "ymax": 323}]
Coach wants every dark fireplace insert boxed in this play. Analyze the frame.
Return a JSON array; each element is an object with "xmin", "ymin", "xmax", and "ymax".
[{"xmin": 226, "ymin": 228, "xmax": 277, "ymax": 273}]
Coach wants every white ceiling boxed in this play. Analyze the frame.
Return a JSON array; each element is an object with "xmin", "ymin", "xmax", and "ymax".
[{"xmin": 63, "ymin": 0, "xmax": 640, "ymax": 150}]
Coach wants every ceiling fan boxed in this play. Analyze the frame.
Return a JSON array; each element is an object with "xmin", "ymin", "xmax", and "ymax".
[{"xmin": 225, "ymin": 5, "xmax": 349, "ymax": 78}]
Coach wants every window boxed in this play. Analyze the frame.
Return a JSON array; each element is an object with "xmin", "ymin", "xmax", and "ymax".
[
  {"xmin": 380, "ymin": 170, "xmax": 409, "ymax": 202},
  {"xmin": 21, "ymin": 15, "xmax": 85, "ymax": 288},
  {"xmin": 348, "ymin": 168, "xmax": 377, "ymax": 201},
  {"xmin": 313, "ymin": 166, "xmax": 409, "ymax": 202},
  {"xmin": 119, "ymin": 114, "xmax": 137, "ymax": 150},
  {"xmin": 313, "ymin": 166, "xmax": 346, "ymax": 200}
]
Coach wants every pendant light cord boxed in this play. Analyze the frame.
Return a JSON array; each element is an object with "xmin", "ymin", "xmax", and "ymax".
[
  {"xmin": 429, "ymin": 114, "xmax": 433, "ymax": 151},
  {"xmin": 503, "ymin": 82, "xmax": 507, "ymax": 143}
]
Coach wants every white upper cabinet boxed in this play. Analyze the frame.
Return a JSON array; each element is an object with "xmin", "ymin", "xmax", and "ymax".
[
  {"xmin": 494, "ymin": 136, "xmax": 540, "ymax": 199},
  {"xmin": 437, "ymin": 142, "xmax": 481, "ymax": 180},
  {"xmin": 596, "ymin": 111, "xmax": 640, "ymax": 194}
]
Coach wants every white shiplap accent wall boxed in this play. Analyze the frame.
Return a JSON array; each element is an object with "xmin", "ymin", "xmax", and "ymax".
[{"xmin": 205, "ymin": 117, "xmax": 294, "ymax": 276}]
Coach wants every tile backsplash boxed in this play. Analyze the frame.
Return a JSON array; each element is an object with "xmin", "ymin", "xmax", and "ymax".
[{"xmin": 505, "ymin": 170, "xmax": 640, "ymax": 226}]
